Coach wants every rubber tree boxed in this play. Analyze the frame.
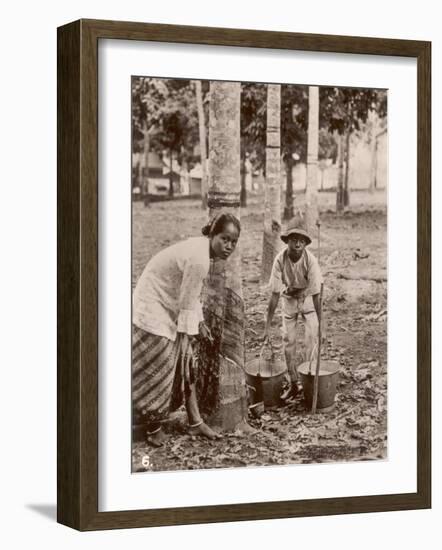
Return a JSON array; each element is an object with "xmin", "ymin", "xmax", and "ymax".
[
  {"xmin": 368, "ymin": 109, "xmax": 388, "ymax": 193},
  {"xmin": 198, "ymin": 80, "xmax": 250, "ymax": 432},
  {"xmin": 240, "ymin": 82, "xmax": 267, "ymax": 207},
  {"xmin": 261, "ymin": 84, "xmax": 282, "ymax": 284},
  {"xmin": 194, "ymin": 79, "xmax": 208, "ymax": 208},
  {"xmin": 305, "ymin": 86, "xmax": 320, "ymax": 237},
  {"xmin": 140, "ymin": 119, "xmax": 150, "ymax": 206},
  {"xmin": 343, "ymin": 119, "xmax": 351, "ymax": 207},
  {"xmin": 281, "ymin": 85, "xmax": 308, "ymax": 221},
  {"xmin": 336, "ymin": 133, "xmax": 346, "ymax": 213},
  {"xmin": 132, "ymin": 76, "xmax": 165, "ymax": 205},
  {"xmin": 368, "ymin": 108, "xmax": 378, "ymax": 193}
]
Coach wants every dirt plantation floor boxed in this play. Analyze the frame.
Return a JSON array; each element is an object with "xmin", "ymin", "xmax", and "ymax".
[{"xmin": 132, "ymin": 190, "xmax": 387, "ymax": 472}]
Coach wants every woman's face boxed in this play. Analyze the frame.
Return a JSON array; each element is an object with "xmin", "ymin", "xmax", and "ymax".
[{"xmin": 210, "ymin": 222, "xmax": 240, "ymax": 260}]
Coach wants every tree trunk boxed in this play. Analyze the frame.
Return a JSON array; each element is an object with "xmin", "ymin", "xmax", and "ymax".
[
  {"xmin": 168, "ymin": 150, "xmax": 174, "ymax": 197},
  {"xmin": 336, "ymin": 133, "xmax": 345, "ymax": 213},
  {"xmin": 368, "ymin": 109, "xmax": 378, "ymax": 193},
  {"xmin": 137, "ymin": 155, "xmax": 143, "ymax": 191},
  {"xmin": 142, "ymin": 122, "xmax": 150, "ymax": 207},
  {"xmin": 181, "ymin": 146, "xmax": 190, "ymax": 195},
  {"xmin": 240, "ymin": 144, "xmax": 247, "ymax": 207},
  {"xmin": 194, "ymin": 80, "xmax": 208, "ymax": 209},
  {"xmin": 374, "ymin": 139, "xmax": 379, "ymax": 189},
  {"xmin": 305, "ymin": 86, "xmax": 319, "ymax": 237},
  {"xmin": 261, "ymin": 84, "xmax": 282, "ymax": 283},
  {"xmin": 198, "ymin": 81, "xmax": 249, "ymax": 432},
  {"xmin": 283, "ymin": 156, "xmax": 295, "ymax": 220},
  {"xmin": 343, "ymin": 128, "xmax": 351, "ymax": 207}
]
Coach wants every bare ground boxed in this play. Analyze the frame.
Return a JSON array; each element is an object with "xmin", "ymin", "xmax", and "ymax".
[{"xmin": 132, "ymin": 189, "xmax": 387, "ymax": 473}]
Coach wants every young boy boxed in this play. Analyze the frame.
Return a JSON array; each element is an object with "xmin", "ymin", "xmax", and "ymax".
[{"xmin": 263, "ymin": 219, "xmax": 323, "ymax": 399}]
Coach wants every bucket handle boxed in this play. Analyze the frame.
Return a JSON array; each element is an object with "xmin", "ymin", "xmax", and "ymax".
[
  {"xmin": 259, "ymin": 339, "xmax": 275, "ymax": 377},
  {"xmin": 308, "ymin": 342, "xmax": 319, "ymax": 375}
]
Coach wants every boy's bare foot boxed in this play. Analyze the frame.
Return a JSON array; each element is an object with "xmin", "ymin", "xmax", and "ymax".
[
  {"xmin": 188, "ymin": 422, "xmax": 222, "ymax": 440},
  {"xmin": 281, "ymin": 382, "xmax": 302, "ymax": 402},
  {"xmin": 146, "ymin": 428, "xmax": 167, "ymax": 447}
]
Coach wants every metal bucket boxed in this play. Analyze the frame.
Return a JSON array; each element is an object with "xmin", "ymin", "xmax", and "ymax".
[
  {"xmin": 298, "ymin": 360, "xmax": 340, "ymax": 411},
  {"xmin": 245, "ymin": 344, "xmax": 287, "ymax": 409}
]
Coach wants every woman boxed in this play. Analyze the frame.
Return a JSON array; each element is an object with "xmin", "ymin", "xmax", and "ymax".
[{"xmin": 132, "ymin": 212, "xmax": 241, "ymax": 447}]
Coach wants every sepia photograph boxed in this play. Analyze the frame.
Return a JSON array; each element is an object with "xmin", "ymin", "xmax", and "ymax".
[{"xmin": 130, "ymin": 76, "xmax": 388, "ymax": 473}]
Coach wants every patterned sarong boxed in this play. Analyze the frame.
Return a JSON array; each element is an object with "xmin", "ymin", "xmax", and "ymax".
[{"xmin": 132, "ymin": 325, "xmax": 189, "ymax": 426}]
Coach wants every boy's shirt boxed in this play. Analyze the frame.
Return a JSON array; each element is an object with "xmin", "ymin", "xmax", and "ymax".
[{"xmin": 269, "ymin": 248, "xmax": 323, "ymax": 313}]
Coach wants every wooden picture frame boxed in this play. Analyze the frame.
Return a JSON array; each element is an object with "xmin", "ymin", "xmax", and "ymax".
[{"xmin": 57, "ymin": 18, "xmax": 431, "ymax": 531}]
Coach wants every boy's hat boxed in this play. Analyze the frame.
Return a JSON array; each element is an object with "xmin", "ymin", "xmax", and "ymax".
[{"xmin": 280, "ymin": 218, "xmax": 312, "ymax": 244}]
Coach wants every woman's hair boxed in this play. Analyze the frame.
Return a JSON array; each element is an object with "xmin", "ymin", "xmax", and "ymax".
[{"xmin": 201, "ymin": 212, "xmax": 241, "ymax": 237}]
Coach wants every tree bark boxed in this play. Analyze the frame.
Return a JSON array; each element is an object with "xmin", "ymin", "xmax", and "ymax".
[
  {"xmin": 343, "ymin": 128, "xmax": 351, "ymax": 207},
  {"xmin": 368, "ymin": 109, "xmax": 378, "ymax": 193},
  {"xmin": 168, "ymin": 149, "xmax": 174, "ymax": 197},
  {"xmin": 194, "ymin": 80, "xmax": 208, "ymax": 209},
  {"xmin": 240, "ymin": 143, "xmax": 247, "ymax": 207},
  {"xmin": 137, "ymin": 155, "xmax": 143, "ymax": 191},
  {"xmin": 336, "ymin": 133, "xmax": 345, "ymax": 213},
  {"xmin": 261, "ymin": 84, "xmax": 282, "ymax": 284},
  {"xmin": 198, "ymin": 80, "xmax": 249, "ymax": 432},
  {"xmin": 142, "ymin": 122, "xmax": 150, "ymax": 207},
  {"xmin": 305, "ymin": 86, "xmax": 319, "ymax": 237},
  {"xmin": 283, "ymin": 156, "xmax": 295, "ymax": 220},
  {"xmin": 181, "ymin": 145, "xmax": 190, "ymax": 195}
]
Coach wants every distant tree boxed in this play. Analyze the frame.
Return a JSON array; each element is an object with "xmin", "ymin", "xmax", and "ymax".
[
  {"xmin": 318, "ymin": 128, "xmax": 338, "ymax": 163},
  {"xmin": 132, "ymin": 78, "xmax": 199, "ymax": 198},
  {"xmin": 368, "ymin": 90, "xmax": 388, "ymax": 192},
  {"xmin": 132, "ymin": 77, "xmax": 169, "ymax": 201},
  {"xmin": 240, "ymin": 82, "xmax": 267, "ymax": 206},
  {"xmin": 154, "ymin": 80, "xmax": 199, "ymax": 197},
  {"xmin": 320, "ymin": 87, "xmax": 386, "ymax": 212},
  {"xmin": 281, "ymin": 85, "xmax": 308, "ymax": 220},
  {"xmin": 317, "ymin": 128, "xmax": 338, "ymax": 191}
]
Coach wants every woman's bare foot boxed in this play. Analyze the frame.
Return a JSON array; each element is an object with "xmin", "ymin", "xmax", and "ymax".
[
  {"xmin": 146, "ymin": 428, "xmax": 167, "ymax": 447},
  {"xmin": 188, "ymin": 422, "xmax": 222, "ymax": 440}
]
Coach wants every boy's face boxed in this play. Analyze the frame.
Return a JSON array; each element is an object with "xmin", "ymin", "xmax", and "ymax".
[{"xmin": 287, "ymin": 233, "xmax": 307, "ymax": 260}]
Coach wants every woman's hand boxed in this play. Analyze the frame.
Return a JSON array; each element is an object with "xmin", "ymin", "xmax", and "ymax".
[
  {"xmin": 199, "ymin": 322, "xmax": 214, "ymax": 344},
  {"xmin": 178, "ymin": 333, "xmax": 192, "ymax": 354},
  {"xmin": 178, "ymin": 333, "xmax": 194, "ymax": 380}
]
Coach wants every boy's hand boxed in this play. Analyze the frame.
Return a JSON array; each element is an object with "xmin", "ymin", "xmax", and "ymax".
[
  {"xmin": 284, "ymin": 287, "xmax": 305, "ymax": 299},
  {"xmin": 319, "ymin": 318, "xmax": 326, "ymax": 344}
]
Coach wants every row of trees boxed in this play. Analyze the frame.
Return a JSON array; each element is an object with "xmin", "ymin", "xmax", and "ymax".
[
  {"xmin": 132, "ymin": 77, "xmax": 386, "ymax": 214},
  {"xmin": 203, "ymin": 81, "xmax": 387, "ymax": 431}
]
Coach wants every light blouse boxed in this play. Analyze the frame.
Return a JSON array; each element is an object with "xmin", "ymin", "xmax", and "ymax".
[{"xmin": 133, "ymin": 236, "xmax": 210, "ymax": 341}]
